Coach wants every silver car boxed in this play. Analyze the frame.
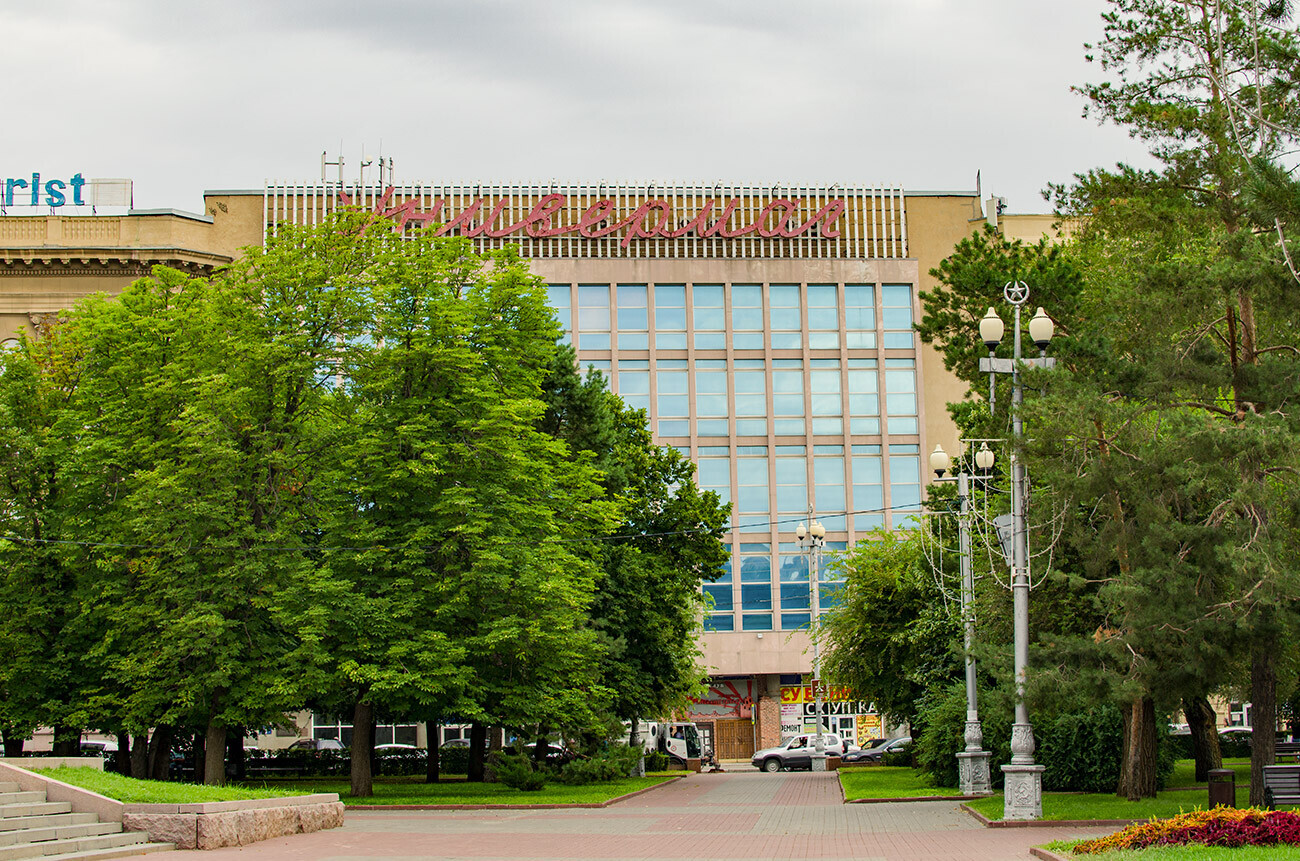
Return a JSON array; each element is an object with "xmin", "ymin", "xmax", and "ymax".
[{"xmin": 751, "ymin": 733, "xmax": 849, "ymax": 772}]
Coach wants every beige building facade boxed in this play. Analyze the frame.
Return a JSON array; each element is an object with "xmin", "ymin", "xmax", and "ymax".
[{"xmin": 1, "ymin": 178, "xmax": 1058, "ymax": 757}]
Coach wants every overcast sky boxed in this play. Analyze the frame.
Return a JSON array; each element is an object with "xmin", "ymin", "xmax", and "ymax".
[{"xmin": 5, "ymin": 0, "xmax": 1154, "ymax": 214}]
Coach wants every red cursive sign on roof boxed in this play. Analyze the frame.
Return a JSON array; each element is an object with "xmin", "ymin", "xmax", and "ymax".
[{"xmin": 340, "ymin": 187, "xmax": 845, "ymax": 246}]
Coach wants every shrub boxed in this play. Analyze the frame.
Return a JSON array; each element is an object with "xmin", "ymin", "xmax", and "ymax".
[
  {"xmin": 490, "ymin": 751, "xmax": 547, "ymax": 791},
  {"xmin": 644, "ymin": 750, "xmax": 670, "ymax": 772},
  {"xmin": 374, "ymin": 747, "xmax": 425, "ymax": 776},
  {"xmin": 912, "ymin": 679, "xmax": 1012, "ymax": 789},
  {"xmin": 439, "ymin": 744, "xmax": 470, "ymax": 775},
  {"xmin": 555, "ymin": 745, "xmax": 642, "ymax": 785},
  {"xmin": 1037, "ymin": 706, "xmax": 1123, "ymax": 793}
]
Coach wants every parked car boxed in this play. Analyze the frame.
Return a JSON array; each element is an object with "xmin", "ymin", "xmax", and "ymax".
[
  {"xmin": 441, "ymin": 738, "xmax": 470, "ymax": 749},
  {"xmin": 374, "ymin": 743, "xmax": 418, "ymax": 752},
  {"xmin": 844, "ymin": 736, "xmax": 912, "ymax": 763},
  {"xmin": 752, "ymin": 733, "xmax": 849, "ymax": 772},
  {"xmin": 521, "ymin": 742, "xmax": 573, "ymax": 764},
  {"xmin": 79, "ymin": 739, "xmax": 119, "ymax": 757},
  {"xmin": 287, "ymin": 738, "xmax": 346, "ymax": 751}
]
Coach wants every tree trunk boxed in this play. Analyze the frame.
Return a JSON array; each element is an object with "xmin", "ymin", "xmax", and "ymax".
[
  {"xmin": 532, "ymin": 726, "xmax": 550, "ymax": 766},
  {"xmin": 1118, "ymin": 696, "xmax": 1159, "ymax": 800},
  {"xmin": 148, "ymin": 726, "xmax": 173, "ymax": 780},
  {"xmin": 425, "ymin": 727, "xmax": 440, "ymax": 784},
  {"xmin": 1183, "ymin": 695, "xmax": 1222, "ymax": 782},
  {"xmin": 1, "ymin": 732, "xmax": 23, "ymax": 757},
  {"xmin": 51, "ymin": 724, "xmax": 79, "ymax": 758},
  {"xmin": 350, "ymin": 700, "xmax": 375, "ymax": 798},
  {"xmin": 467, "ymin": 722, "xmax": 487, "ymax": 783},
  {"xmin": 1250, "ymin": 643, "xmax": 1278, "ymax": 806},
  {"xmin": 130, "ymin": 733, "xmax": 149, "ymax": 778},
  {"xmin": 630, "ymin": 717, "xmax": 645, "ymax": 777},
  {"xmin": 193, "ymin": 730, "xmax": 206, "ymax": 783},
  {"xmin": 203, "ymin": 720, "xmax": 227, "ymax": 786}
]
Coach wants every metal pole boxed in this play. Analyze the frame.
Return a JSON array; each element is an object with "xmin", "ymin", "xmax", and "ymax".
[
  {"xmin": 1010, "ymin": 304, "xmax": 1031, "ymax": 741},
  {"xmin": 959, "ymin": 472, "xmax": 978, "ymax": 722},
  {"xmin": 812, "ymin": 540, "xmax": 824, "ymax": 758}
]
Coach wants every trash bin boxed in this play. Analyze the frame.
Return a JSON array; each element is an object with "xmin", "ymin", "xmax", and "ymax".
[{"xmin": 1208, "ymin": 768, "xmax": 1236, "ymax": 808}]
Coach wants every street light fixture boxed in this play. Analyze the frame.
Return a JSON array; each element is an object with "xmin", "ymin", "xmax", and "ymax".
[
  {"xmin": 978, "ymin": 282, "xmax": 1055, "ymax": 820},
  {"xmin": 929, "ymin": 442, "xmax": 994, "ymax": 796},
  {"xmin": 796, "ymin": 518, "xmax": 828, "ymax": 770}
]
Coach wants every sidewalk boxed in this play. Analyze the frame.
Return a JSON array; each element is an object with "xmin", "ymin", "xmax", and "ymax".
[{"xmin": 148, "ymin": 771, "xmax": 1117, "ymax": 860}]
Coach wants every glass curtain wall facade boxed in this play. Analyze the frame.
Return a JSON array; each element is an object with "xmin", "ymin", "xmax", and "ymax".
[{"xmin": 546, "ymin": 276, "xmax": 925, "ymax": 634}]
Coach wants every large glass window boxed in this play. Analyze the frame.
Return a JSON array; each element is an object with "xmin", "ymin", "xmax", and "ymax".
[
  {"xmin": 774, "ymin": 445, "xmax": 808, "ymax": 517},
  {"xmin": 847, "ymin": 359, "xmax": 880, "ymax": 435},
  {"xmin": 577, "ymin": 284, "xmax": 611, "ymax": 350},
  {"xmin": 769, "ymin": 284, "xmax": 802, "ymax": 350},
  {"xmin": 810, "ymin": 359, "xmax": 842, "ymax": 435},
  {"xmin": 696, "ymin": 446, "xmax": 731, "ymax": 506},
  {"xmin": 704, "ymin": 553, "xmax": 733, "ymax": 612},
  {"xmin": 741, "ymin": 541, "xmax": 774, "ymax": 630},
  {"xmin": 884, "ymin": 358, "xmax": 917, "ymax": 436},
  {"xmin": 772, "ymin": 360, "xmax": 805, "ymax": 436},
  {"xmin": 694, "ymin": 359, "xmax": 728, "ymax": 437},
  {"xmin": 889, "ymin": 443, "xmax": 922, "ymax": 528},
  {"xmin": 736, "ymin": 446, "xmax": 770, "ymax": 515},
  {"xmin": 656, "ymin": 359, "xmax": 689, "ymax": 437},
  {"xmin": 693, "ymin": 284, "xmax": 725, "ymax": 350},
  {"xmin": 617, "ymin": 284, "xmax": 648, "ymax": 351},
  {"xmin": 882, "ymin": 284, "xmax": 914, "ymax": 350},
  {"xmin": 617, "ymin": 359, "xmax": 650, "ymax": 414},
  {"xmin": 845, "ymin": 284, "xmax": 876, "ymax": 349},
  {"xmin": 654, "ymin": 284, "xmax": 687, "ymax": 350},
  {"xmin": 547, "ymin": 284, "xmax": 572, "ymax": 345},
  {"xmin": 852, "ymin": 444, "xmax": 884, "ymax": 531},
  {"xmin": 818, "ymin": 541, "xmax": 849, "ymax": 611},
  {"xmin": 814, "ymin": 445, "xmax": 846, "ymax": 531},
  {"xmin": 733, "ymin": 359, "xmax": 767, "ymax": 436},
  {"xmin": 779, "ymin": 541, "xmax": 813, "ymax": 630},
  {"xmin": 730, "ymin": 284, "xmax": 764, "ymax": 351},
  {"xmin": 807, "ymin": 284, "xmax": 840, "ymax": 350}
]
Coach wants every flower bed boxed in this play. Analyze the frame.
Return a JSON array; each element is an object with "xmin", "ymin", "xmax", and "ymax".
[{"xmin": 1073, "ymin": 807, "xmax": 1300, "ymax": 854}]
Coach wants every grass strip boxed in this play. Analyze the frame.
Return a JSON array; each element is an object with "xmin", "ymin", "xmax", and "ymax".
[
  {"xmin": 248, "ymin": 773, "xmax": 680, "ymax": 806},
  {"xmin": 839, "ymin": 766, "xmax": 964, "ymax": 800},
  {"xmin": 1041, "ymin": 840, "xmax": 1300, "ymax": 860},
  {"xmin": 1163, "ymin": 757, "xmax": 1251, "ymax": 789},
  {"xmin": 968, "ymin": 785, "xmax": 1255, "ymax": 822},
  {"xmin": 28, "ymin": 767, "xmax": 297, "ymax": 804}
]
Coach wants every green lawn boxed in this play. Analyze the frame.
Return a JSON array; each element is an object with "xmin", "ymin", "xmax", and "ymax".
[
  {"xmin": 243, "ymin": 773, "xmax": 680, "ymax": 806},
  {"xmin": 839, "ymin": 766, "xmax": 965, "ymax": 800},
  {"xmin": 967, "ymin": 785, "xmax": 1253, "ymax": 822},
  {"xmin": 1043, "ymin": 843, "xmax": 1300, "ymax": 860},
  {"xmin": 29, "ymin": 767, "xmax": 297, "ymax": 804},
  {"xmin": 1164, "ymin": 757, "xmax": 1250, "ymax": 789}
]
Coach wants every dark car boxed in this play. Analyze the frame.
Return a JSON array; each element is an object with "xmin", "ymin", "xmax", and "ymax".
[{"xmin": 843, "ymin": 736, "xmax": 911, "ymax": 763}]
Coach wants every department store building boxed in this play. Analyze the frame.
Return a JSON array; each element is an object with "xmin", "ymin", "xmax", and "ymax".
[{"xmin": 1, "ymin": 175, "xmax": 1057, "ymax": 758}]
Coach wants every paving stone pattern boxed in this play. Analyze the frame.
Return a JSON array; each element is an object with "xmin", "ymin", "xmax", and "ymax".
[{"xmin": 150, "ymin": 772, "xmax": 1120, "ymax": 860}]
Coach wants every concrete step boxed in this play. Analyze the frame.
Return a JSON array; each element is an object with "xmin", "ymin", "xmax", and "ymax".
[
  {"xmin": 38, "ymin": 843, "xmax": 174, "ymax": 861},
  {"xmin": 0, "ymin": 787, "xmax": 19, "ymax": 796},
  {"xmin": 0, "ymin": 830, "xmax": 149, "ymax": 860},
  {"xmin": 0, "ymin": 805, "xmax": 71, "ymax": 822},
  {"xmin": 0, "ymin": 816, "xmax": 97, "ymax": 835},
  {"xmin": 0, "ymin": 823, "xmax": 119, "ymax": 848},
  {"xmin": 0, "ymin": 797, "xmax": 44, "ymax": 810}
]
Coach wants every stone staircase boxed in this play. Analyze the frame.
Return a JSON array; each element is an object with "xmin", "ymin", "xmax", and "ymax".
[{"xmin": 0, "ymin": 782, "xmax": 173, "ymax": 860}]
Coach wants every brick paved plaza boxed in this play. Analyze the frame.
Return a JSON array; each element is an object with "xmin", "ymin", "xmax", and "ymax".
[{"xmin": 151, "ymin": 771, "xmax": 1118, "ymax": 860}]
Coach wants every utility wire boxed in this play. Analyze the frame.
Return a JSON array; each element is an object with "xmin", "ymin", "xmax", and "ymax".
[{"xmin": 0, "ymin": 504, "xmax": 920, "ymax": 554}]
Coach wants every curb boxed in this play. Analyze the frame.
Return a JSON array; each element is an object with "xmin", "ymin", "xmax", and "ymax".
[
  {"xmin": 960, "ymin": 802, "xmax": 1137, "ymax": 829},
  {"xmin": 347, "ymin": 775, "xmax": 686, "ymax": 811},
  {"xmin": 1030, "ymin": 848, "xmax": 1072, "ymax": 861},
  {"xmin": 849, "ymin": 794, "xmax": 987, "ymax": 804}
]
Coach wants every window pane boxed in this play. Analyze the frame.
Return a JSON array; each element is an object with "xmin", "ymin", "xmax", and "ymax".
[
  {"xmin": 704, "ymin": 583, "xmax": 733, "ymax": 611},
  {"xmin": 769, "ymin": 284, "xmax": 801, "ymax": 348},
  {"xmin": 741, "ymin": 583, "xmax": 772, "ymax": 610},
  {"xmin": 781, "ymin": 612, "xmax": 811, "ymax": 630},
  {"xmin": 742, "ymin": 613, "xmax": 773, "ymax": 631},
  {"xmin": 577, "ymin": 284, "xmax": 611, "ymax": 350},
  {"xmin": 655, "ymin": 284, "xmax": 686, "ymax": 349},
  {"xmin": 548, "ymin": 284, "xmax": 572, "ymax": 344},
  {"xmin": 705, "ymin": 615, "xmax": 734, "ymax": 632}
]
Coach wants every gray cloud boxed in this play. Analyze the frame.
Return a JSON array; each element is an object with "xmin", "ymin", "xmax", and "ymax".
[{"xmin": 3, "ymin": 0, "xmax": 1153, "ymax": 212}]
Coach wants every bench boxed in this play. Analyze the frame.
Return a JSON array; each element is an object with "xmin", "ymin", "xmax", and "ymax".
[
  {"xmin": 1276, "ymin": 741, "xmax": 1300, "ymax": 762},
  {"xmin": 1263, "ymin": 764, "xmax": 1300, "ymax": 809}
]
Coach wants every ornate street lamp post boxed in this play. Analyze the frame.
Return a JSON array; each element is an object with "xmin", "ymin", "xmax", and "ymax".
[
  {"xmin": 796, "ymin": 518, "xmax": 828, "ymax": 770},
  {"xmin": 929, "ymin": 441, "xmax": 995, "ymax": 796},
  {"xmin": 979, "ymin": 282, "xmax": 1055, "ymax": 820}
]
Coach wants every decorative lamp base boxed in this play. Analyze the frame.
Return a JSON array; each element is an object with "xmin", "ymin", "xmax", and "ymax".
[
  {"xmin": 810, "ymin": 754, "xmax": 829, "ymax": 772},
  {"xmin": 956, "ymin": 750, "xmax": 993, "ymax": 796},
  {"xmin": 1001, "ymin": 764, "xmax": 1044, "ymax": 820}
]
